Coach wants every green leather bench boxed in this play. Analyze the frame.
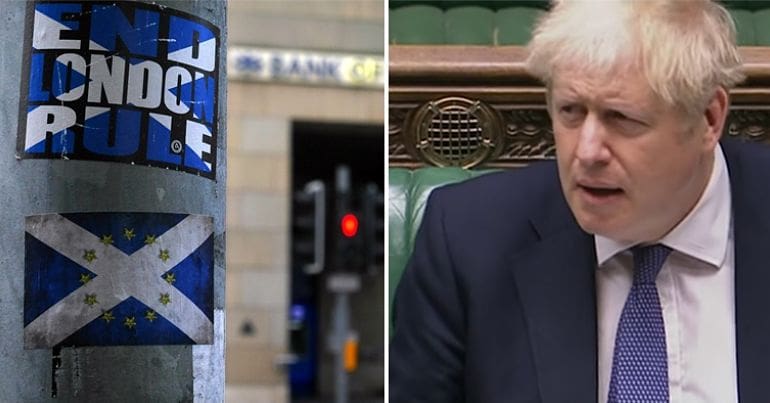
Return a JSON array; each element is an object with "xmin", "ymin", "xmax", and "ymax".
[
  {"xmin": 390, "ymin": 4, "xmax": 545, "ymax": 45},
  {"xmin": 389, "ymin": 1, "xmax": 770, "ymax": 46},
  {"xmin": 388, "ymin": 167, "xmax": 494, "ymax": 331}
]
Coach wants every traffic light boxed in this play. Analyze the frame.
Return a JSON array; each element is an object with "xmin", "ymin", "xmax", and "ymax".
[
  {"xmin": 293, "ymin": 166, "xmax": 383, "ymax": 274},
  {"xmin": 361, "ymin": 183, "xmax": 384, "ymax": 274},
  {"xmin": 332, "ymin": 165, "xmax": 365, "ymax": 271},
  {"xmin": 292, "ymin": 180, "xmax": 326, "ymax": 274},
  {"xmin": 340, "ymin": 213, "xmax": 359, "ymax": 238}
]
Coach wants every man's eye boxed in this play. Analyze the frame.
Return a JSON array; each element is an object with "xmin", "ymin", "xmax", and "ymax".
[
  {"xmin": 559, "ymin": 105, "xmax": 584, "ymax": 120},
  {"xmin": 607, "ymin": 110, "xmax": 647, "ymax": 128},
  {"xmin": 606, "ymin": 110, "xmax": 648, "ymax": 136},
  {"xmin": 607, "ymin": 110, "xmax": 630, "ymax": 121}
]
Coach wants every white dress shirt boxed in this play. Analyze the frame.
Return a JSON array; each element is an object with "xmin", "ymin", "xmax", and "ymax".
[{"xmin": 595, "ymin": 144, "xmax": 737, "ymax": 403}]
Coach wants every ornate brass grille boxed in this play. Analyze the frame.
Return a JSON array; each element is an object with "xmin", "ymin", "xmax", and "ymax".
[{"xmin": 407, "ymin": 97, "xmax": 503, "ymax": 168}]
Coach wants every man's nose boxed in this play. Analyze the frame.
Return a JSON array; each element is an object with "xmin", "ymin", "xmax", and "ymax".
[{"xmin": 575, "ymin": 114, "xmax": 611, "ymax": 165}]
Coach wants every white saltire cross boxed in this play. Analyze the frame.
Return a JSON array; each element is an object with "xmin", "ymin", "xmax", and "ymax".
[{"xmin": 24, "ymin": 214, "xmax": 213, "ymax": 348}]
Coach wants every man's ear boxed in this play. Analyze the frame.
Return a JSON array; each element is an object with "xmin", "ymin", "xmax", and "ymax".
[{"xmin": 702, "ymin": 87, "xmax": 729, "ymax": 149}]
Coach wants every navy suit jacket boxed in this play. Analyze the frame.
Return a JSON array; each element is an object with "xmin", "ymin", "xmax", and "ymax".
[{"xmin": 390, "ymin": 139, "xmax": 770, "ymax": 402}]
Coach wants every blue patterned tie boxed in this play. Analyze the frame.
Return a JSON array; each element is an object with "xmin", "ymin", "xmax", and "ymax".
[{"xmin": 607, "ymin": 244, "xmax": 672, "ymax": 403}]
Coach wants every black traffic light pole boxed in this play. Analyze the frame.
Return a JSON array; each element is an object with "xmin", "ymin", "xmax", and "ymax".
[
  {"xmin": 327, "ymin": 165, "xmax": 358, "ymax": 403},
  {"xmin": 293, "ymin": 164, "xmax": 383, "ymax": 403}
]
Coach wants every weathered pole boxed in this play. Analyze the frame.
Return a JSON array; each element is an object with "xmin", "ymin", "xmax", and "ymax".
[{"xmin": 0, "ymin": 1, "xmax": 226, "ymax": 401}]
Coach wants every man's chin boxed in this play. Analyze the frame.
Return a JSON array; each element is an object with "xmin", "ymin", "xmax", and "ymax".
[{"xmin": 574, "ymin": 216, "xmax": 626, "ymax": 239}]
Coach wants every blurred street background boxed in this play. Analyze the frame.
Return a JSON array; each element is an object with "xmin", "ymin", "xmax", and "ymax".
[{"xmin": 225, "ymin": 1, "xmax": 384, "ymax": 402}]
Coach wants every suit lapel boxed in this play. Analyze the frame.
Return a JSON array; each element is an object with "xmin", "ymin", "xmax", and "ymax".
[
  {"xmin": 508, "ymin": 224, "xmax": 598, "ymax": 403},
  {"xmin": 724, "ymin": 140, "xmax": 770, "ymax": 401},
  {"xmin": 503, "ymin": 140, "xmax": 770, "ymax": 402}
]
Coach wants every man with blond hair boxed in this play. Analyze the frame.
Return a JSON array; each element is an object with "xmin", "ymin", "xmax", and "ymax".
[{"xmin": 390, "ymin": 1, "xmax": 770, "ymax": 402}]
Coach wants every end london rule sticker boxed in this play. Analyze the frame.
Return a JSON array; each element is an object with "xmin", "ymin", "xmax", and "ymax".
[{"xmin": 19, "ymin": 1, "xmax": 220, "ymax": 179}]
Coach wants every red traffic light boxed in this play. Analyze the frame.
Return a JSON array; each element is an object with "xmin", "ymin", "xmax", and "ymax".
[{"xmin": 341, "ymin": 213, "xmax": 359, "ymax": 238}]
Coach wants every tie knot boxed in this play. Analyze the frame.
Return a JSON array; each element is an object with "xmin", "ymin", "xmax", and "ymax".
[{"xmin": 631, "ymin": 244, "xmax": 671, "ymax": 284}]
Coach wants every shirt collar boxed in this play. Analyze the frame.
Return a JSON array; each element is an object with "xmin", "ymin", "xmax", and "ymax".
[{"xmin": 595, "ymin": 144, "xmax": 731, "ymax": 268}]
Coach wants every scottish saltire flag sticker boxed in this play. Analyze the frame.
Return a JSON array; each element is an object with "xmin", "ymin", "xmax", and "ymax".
[{"xmin": 24, "ymin": 213, "xmax": 214, "ymax": 348}]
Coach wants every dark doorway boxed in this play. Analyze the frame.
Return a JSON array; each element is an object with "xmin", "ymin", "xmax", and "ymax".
[{"xmin": 289, "ymin": 121, "xmax": 384, "ymax": 402}]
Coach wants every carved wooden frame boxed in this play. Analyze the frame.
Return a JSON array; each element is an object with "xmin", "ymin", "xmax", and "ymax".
[{"xmin": 390, "ymin": 46, "xmax": 770, "ymax": 168}]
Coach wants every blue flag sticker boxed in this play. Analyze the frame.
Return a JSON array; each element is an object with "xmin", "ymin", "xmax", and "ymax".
[
  {"xmin": 19, "ymin": 1, "xmax": 219, "ymax": 179},
  {"xmin": 24, "ymin": 212, "xmax": 214, "ymax": 348}
]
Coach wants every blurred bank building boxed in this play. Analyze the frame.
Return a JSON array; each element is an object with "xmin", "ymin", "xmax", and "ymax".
[{"xmin": 225, "ymin": 1, "xmax": 385, "ymax": 402}]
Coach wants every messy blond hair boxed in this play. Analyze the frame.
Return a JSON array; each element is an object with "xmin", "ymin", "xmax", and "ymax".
[{"xmin": 526, "ymin": 0, "xmax": 745, "ymax": 118}]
